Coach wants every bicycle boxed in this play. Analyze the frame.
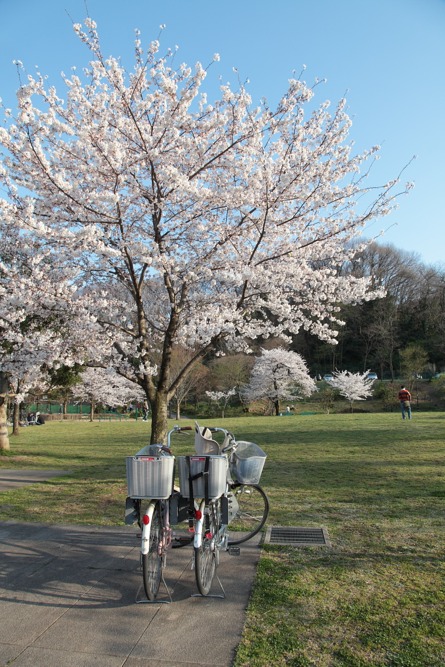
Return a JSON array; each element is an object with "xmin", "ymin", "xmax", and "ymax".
[
  {"xmin": 125, "ymin": 425, "xmax": 193, "ymax": 601},
  {"xmin": 181, "ymin": 423, "xmax": 269, "ymax": 595},
  {"xmin": 125, "ymin": 423, "xmax": 269, "ymax": 600}
]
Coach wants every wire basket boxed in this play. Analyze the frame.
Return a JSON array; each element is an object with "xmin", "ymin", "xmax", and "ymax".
[
  {"xmin": 126, "ymin": 455, "xmax": 175, "ymax": 499},
  {"xmin": 230, "ymin": 441, "xmax": 267, "ymax": 484},
  {"xmin": 177, "ymin": 455, "xmax": 227, "ymax": 500}
]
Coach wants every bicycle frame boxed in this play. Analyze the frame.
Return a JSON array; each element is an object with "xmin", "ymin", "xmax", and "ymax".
[
  {"xmin": 141, "ymin": 500, "xmax": 172, "ymax": 556},
  {"xmin": 141, "ymin": 501, "xmax": 157, "ymax": 556},
  {"xmin": 193, "ymin": 500, "xmax": 205, "ymax": 549},
  {"xmin": 193, "ymin": 499, "xmax": 228, "ymax": 549}
]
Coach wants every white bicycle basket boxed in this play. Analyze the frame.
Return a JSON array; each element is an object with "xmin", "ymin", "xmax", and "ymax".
[{"xmin": 230, "ymin": 441, "xmax": 266, "ymax": 484}]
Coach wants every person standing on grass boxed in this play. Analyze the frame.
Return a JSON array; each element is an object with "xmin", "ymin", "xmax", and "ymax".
[{"xmin": 398, "ymin": 385, "xmax": 412, "ymax": 420}]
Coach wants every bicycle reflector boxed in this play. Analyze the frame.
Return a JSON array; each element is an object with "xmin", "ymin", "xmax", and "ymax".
[
  {"xmin": 142, "ymin": 514, "xmax": 150, "ymax": 525},
  {"xmin": 195, "ymin": 509, "xmax": 202, "ymax": 521}
]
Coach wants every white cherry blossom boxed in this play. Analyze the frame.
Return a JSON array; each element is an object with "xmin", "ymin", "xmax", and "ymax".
[
  {"xmin": 243, "ymin": 348, "xmax": 317, "ymax": 415},
  {"xmin": 0, "ymin": 18, "xmax": 409, "ymax": 443},
  {"xmin": 326, "ymin": 370, "xmax": 374, "ymax": 411}
]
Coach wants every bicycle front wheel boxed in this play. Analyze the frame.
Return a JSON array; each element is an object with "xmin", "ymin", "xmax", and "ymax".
[
  {"xmin": 142, "ymin": 501, "xmax": 163, "ymax": 600},
  {"xmin": 194, "ymin": 501, "xmax": 218, "ymax": 596},
  {"xmin": 228, "ymin": 484, "xmax": 269, "ymax": 545}
]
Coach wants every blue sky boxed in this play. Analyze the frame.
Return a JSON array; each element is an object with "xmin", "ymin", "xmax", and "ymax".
[{"xmin": 1, "ymin": 0, "xmax": 444, "ymax": 266}]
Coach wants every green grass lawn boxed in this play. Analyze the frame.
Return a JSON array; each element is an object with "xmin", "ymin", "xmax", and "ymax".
[{"xmin": 1, "ymin": 413, "xmax": 445, "ymax": 666}]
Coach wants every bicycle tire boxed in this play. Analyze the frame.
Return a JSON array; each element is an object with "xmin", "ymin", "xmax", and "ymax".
[
  {"xmin": 228, "ymin": 484, "xmax": 269, "ymax": 545},
  {"xmin": 172, "ymin": 535, "xmax": 193, "ymax": 549},
  {"xmin": 194, "ymin": 501, "xmax": 218, "ymax": 596},
  {"xmin": 142, "ymin": 501, "xmax": 163, "ymax": 600}
]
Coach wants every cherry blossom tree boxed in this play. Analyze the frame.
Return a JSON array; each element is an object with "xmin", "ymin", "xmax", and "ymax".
[
  {"xmin": 73, "ymin": 367, "xmax": 145, "ymax": 421},
  {"xmin": 326, "ymin": 370, "xmax": 374, "ymax": 411},
  {"xmin": 206, "ymin": 388, "xmax": 237, "ymax": 418},
  {"xmin": 0, "ymin": 206, "xmax": 109, "ymax": 420},
  {"xmin": 243, "ymin": 347, "xmax": 316, "ymax": 415},
  {"xmin": 0, "ymin": 18, "xmax": 410, "ymax": 443}
]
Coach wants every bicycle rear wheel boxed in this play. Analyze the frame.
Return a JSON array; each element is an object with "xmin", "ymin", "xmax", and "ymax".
[
  {"xmin": 142, "ymin": 501, "xmax": 163, "ymax": 600},
  {"xmin": 194, "ymin": 501, "xmax": 218, "ymax": 596},
  {"xmin": 228, "ymin": 484, "xmax": 269, "ymax": 545}
]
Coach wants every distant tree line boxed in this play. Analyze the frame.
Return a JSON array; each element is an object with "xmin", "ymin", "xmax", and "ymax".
[{"xmin": 289, "ymin": 241, "xmax": 445, "ymax": 380}]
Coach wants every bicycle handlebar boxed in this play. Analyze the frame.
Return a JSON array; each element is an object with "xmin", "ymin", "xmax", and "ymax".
[
  {"xmin": 165, "ymin": 425, "xmax": 193, "ymax": 449},
  {"xmin": 170, "ymin": 425, "xmax": 192, "ymax": 433},
  {"xmin": 165, "ymin": 424, "xmax": 237, "ymax": 456}
]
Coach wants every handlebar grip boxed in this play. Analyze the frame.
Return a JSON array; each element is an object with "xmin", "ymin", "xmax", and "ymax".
[{"xmin": 179, "ymin": 426, "xmax": 192, "ymax": 431}]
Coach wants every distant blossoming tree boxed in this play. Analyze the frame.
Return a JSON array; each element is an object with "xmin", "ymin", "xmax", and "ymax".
[
  {"xmin": 73, "ymin": 367, "xmax": 145, "ymax": 421},
  {"xmin": 327, "ymin": 370, "xmax": 374, "ymax": 411},
  {"xmin": 206, "ymin": 388, "xmax": 236, "ymax": 418},
  {"xmin": 0, "ymin": 18, "xmax": 410, "ymax": 443},
  {"xmin": 243, "ymin": 348, "xmax": 316, "ymax": 415}
]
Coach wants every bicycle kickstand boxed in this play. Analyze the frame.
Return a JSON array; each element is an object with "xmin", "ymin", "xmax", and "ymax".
[
  {"xmin": 135, "ymin": 571, "xmax": 173, "ymax": 605},
  {"xmin": 190, "ymin": 572, "xmax": 226, "ymax": 600}
]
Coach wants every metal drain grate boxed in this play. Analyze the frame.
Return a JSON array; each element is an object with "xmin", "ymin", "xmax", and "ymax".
[{"xmin": 264, "ymin": 526, "xmax": 331, "ymax": 547}]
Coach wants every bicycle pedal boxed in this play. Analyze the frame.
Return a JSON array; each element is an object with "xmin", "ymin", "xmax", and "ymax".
[{"xmin": 228, "ymin": 546, "xmax": 241, "ymax": 556}]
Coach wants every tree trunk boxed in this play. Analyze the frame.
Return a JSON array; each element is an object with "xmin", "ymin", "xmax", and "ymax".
[
  {"xmin": 0, "ymin": 373, "xmax": 10, "ymax": 450},
  {"xmin": 13, "ymin": 403, "xmax": 20, "ymax": 436},
  {"xmin": 150, "ymin": 391, "xmax": 169, "ymax": 445},
  {"xmin": 175, "ymin": 398, "xmax": 181, "ymax": 421},
  {"xmin": 274, "ymin": 399, "xmax": 280, "ymax": 416},
  {"xmin": 89, "ymin": 401, "xmax": 95, "ymax": 422},
  {"xmin": 389, "ymin": 348, "xmax": 395, "ymax": 381},
  {"xmin": 0, "ymin": 400, "xmax": 10, "ymax": 451}
]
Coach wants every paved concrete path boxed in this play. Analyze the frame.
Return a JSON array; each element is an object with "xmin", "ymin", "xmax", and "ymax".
[
  {"xmin": 0, "ymin": 470, "xmax": 71, "ymax": 491},
  {"xmin": 0, "ymin": 521, "xmax": 261, "ymax": 666}
]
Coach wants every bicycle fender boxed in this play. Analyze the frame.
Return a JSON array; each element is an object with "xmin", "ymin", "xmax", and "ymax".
[
  {"xmin": 141, "ymin": 501, "xmax": 157, "ymax": 556},
  {"xmin": 194, "ymin": 499, "xmax": 206, "ymax": 549}
]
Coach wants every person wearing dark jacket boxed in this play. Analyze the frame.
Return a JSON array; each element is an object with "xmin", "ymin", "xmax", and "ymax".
[{"xmin": 398, "ymin": 386, "xmax": 412, "ymax": 420}]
